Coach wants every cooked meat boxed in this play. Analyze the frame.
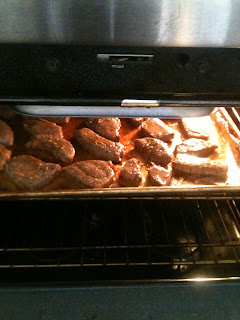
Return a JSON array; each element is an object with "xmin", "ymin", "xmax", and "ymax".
[
  {"xmin": 23, "ymin": 118, "xmax": 63, "ymax": 138},
  {"xmin": 86, "ymin": 118, "xmax": 121, "ymax": 142},
  {"xmin": 0, "ymin": 144, "xmax": 11, "ymax": 171},
  {"xmin": 176, "ymin": 138, "xmax": 218, "ymax": 157},
  {"xmin": 181, "ymin": 118, "xmax": 209, "ymax": 140},
  {"xmin": 192, "ymin": 176, "xmax": 218, "ymax": 185},
  {"xmin": 128, "ymin": 118, "xmax": 145, "ymax": 127},
  {"xmin": 141, "ymin": 118, "xmax": 174, "ymax": 142},
  {"xmin": 41, "ymin": 117, "xmax": 70, "ymax": 124},
  {"xmin": 0, "ymin": 119, "xmax": 14, "ymax": 147},
  {"xmin": 75, "ymin": 127, "xmax": 124, "ymax": 163},
  {"xmin": 25, "ymin": 134, "xmax": 75, "ymax": 164},
  {"xmin": 119, "ymin": 158, "xmax": 142, "ymax": 187},
  {"xmin": 5, "ymin": 155, "xmax": 61, "ymax": 190},
  {"xmin": 135, "ymin": 137, "xmax": 172, "ymax": 167},
  {"xmin": 0, "ymin": 106, "xmax": 18, "ymax": 120},
  {"xmin": 172, "ymin": 154, "xmax": 228, "ymax": 181},
  {"xmin": 148, "ymin": 164, "xmax": 172, "ymax": 186},
  {"xmin": 63, "ymin": 160, "xmax": 114, "ymax": 189}
]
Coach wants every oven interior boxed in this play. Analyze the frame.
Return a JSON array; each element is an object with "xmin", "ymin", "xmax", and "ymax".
[
  {"xmin": 0, "ymin": 46, "xmax": 240, "ymax": 282},
  {"xmin": 0, "ymin": 197, "xmax": 239, "ymax": 284}
]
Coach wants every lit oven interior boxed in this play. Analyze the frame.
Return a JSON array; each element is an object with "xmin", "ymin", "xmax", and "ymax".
[
  {"xmin": 0, "ymin": 107, "xmax": 240, "ymax": 283},
  {"xmin": 0, "ymin": 107, "xmax": 239, "ymax": 196}
]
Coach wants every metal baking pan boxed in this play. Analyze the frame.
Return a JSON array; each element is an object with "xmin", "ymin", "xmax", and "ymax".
[{"xmin": 0, "ymin": 108, "xmax": 239, "ymax": 200}]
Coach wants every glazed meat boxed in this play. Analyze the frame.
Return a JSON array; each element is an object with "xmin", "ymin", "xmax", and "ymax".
[
  {"xmin": 180, "ymin": 118, "xmax": 209, "ymax": 140},
  {"xmin": 141, "ymin": 118, "xmax": 174, "ymax": 142},
  {"xmin": 0, "ymin": 119, "xmax": 14, "ymax": 147},
  {"xmin": 148, "ymin": 164, "xmax": 172, "ymax": 186},
  {"xmin": 23, "ymin": 118, "xmax": 63, "ymax": 138},
  {"xmin": 75, "ymin": 128, "xmax": 124, "ymax": 163},
  {"xmin": 128, "ymin": 118, "xmax": 145, "ymax": 127},
  {"xmin": 5, "ymin": 155, "xmax": 61, "ymax": 190},
  {"xmin": 119, "ymin": 158, "xmax": 142, "ymax": 187},
  {"xmin": 25, "ymin": 134, "xmax": 75, "ymax": 164},
  {"xmin": 172, "ymin": 154, "xmax": 228, "ymax": 181},
  {"xmin": 0, "ymin": 144, "xmax": 11, "ymax": 171},
  {"xmin": 135, "ymin": 137, "xmax": 172, "ymax": 167},
  {"xmin": 176, "ymin": 138, "xmax": 218, "ymax": 157},
  {"xmin": 86, "ymin": 118, "xmax": 121, "ymax": 142},
  {"xmin": 63, "ymin": 160, "xmax": 114, "ymax": 189},
  {"xmin": 0, "ymin": 106, "xmax": 18, "ymax": 120}
]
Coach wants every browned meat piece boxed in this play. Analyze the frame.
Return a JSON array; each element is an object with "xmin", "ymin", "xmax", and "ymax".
[
  {"xmin": 63, "ymin": 160, "xmax": 114, "ymax": 189},
  {"xmin": 86, "ymin": 118, "xmax": 121, "ymax": 142},
  {"xmin": 135, "ymin": 137, "xmax": 172, "ymax": 167},
  {"xmin": 128, "ymin": 118, "xmax": 145, "ymax": 127},
  {"xmin": 75, "ymin": 128, "xmax": 124, "ymax": 163},
  {"xmin": 0, "ymin": 144, "xmax": 11, "ymax": 171},
  {"xmin": 5, "ymin": 155, "xmax": 61, "ymax": 190},
  {"xmin": 192, "ymin": 176, "xmax": 218, "ymax": 185},
  {"xmin": 141, "ymin": 118, "xmax": 174, "ymax": 142},
  {"xmin": 181, "ymin": 118, "xmax": 209, "ymax": 140},
  {"xmin": 0, "ymin": 119, "xmax": 14, "ymax": 147},
  {"xmin": 23, "ymin": 118, "xmax": 63, "ymax": 138},
  {"xmin": 25, "ymin": 134, "xmax": 75, "ymax": 164},
  {"xmin": 172, "ymin": 154, "xmax": 228, "ymax": 181},
  {"xmin": 176, "ymin": 138, "xmax": 218, "ymax": 157},
  {"xmin": 148, "ymin": 164, "xmax": 172, "ymax": 186},
  {"xmin": 0, "ymin": 106, "xmax": 18, "ymax": 120},
  {"xmin": 119, "ymin": 158, "xmax": 142, "ymax": 187},
  {"xmin": 41, "ymin": 117, "xmax": 70, "ymax": 124}
]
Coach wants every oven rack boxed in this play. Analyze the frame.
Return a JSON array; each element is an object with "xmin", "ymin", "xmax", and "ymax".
[{"xmin": 0, "ymin": 199, "xmax": 239, "ymax": 271}]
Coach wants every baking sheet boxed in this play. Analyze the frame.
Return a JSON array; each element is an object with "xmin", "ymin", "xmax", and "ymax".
[{"xmin": 0, "ymin": 107, "xmax": 240, "ymax": 199}]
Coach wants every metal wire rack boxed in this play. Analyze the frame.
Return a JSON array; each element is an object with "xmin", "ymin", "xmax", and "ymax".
[{"xmin": 0, "ymin": 199, "xmax": 239, "ymax": 271}]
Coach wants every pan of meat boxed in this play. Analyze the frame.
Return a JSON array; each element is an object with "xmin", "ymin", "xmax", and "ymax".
[{"xmin": 0, "ymin": 106, "xmax": 239, "ymax": 199}]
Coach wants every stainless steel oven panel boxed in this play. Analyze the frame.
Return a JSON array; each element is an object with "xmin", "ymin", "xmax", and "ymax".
[{"xmin": 0, "ymin": 0, "xmax": 239, "ymax": 47}]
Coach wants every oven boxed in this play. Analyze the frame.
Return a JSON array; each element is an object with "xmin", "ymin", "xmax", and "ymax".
[{"xmin": 1, "ymin": 1, "xmax": 240, "ymax": 319}]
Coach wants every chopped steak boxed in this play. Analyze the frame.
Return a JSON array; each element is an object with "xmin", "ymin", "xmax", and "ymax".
[
  {"xmin": 86, "ymin": 118, "xmax": 121, "ymax": 142},
  {"xmin": 23, "ymin": 118, "xmax": 63, "ymax": 138},
  {"xmin": 0, "ymin": 106, "xmax": 18, "ymax": 120},
  {"xmin": 63, "ymin": 160, "xmax": 114, "ymax": 188},
  {"xmin": 172, "ymin": 154, "xmax": 228, "ymax": 181},
  {"xmin": 25, "ymin": 134, "xmax": 75, "ymax": 164},
  {"xmin": 75, "ymin": 127, "xmax": 124, "ymax": 163},
  {"xmin": 0, "ymin": 119, "xmax": 14, "ymax": 147},
  {"xmin": 41, "ymin": 117, "xmax": 70, "ymax": 124},
  {"xmin": 128, "ymin": 118, "xmax": 145, "ymax": 127},
  {"xmin": 176, "ymin": 138, "xmax": 218, "ymax": 157},
  {"xmin": 141, "ymin": 118, "xmax": 174, "ymax": 142},
  {"xmin": 119, "ymin": 158, "xmax": 142, "ymax": 187},
  {"xmin": 5, "ymin": 155, "xmax": 61, "ymax": 190},
  {"xmin": 0, "ymin": 144, "xmax": 11, "ymax": 171},
  {"xmin": 181, "ymin": 118, "xmax": 209, "ymax": 140},
  {"xmin": 192, "ymin": 176, "xmax": 218, "ymax": 185},
  {"xmin": 135, "ymin": 137, "xmax": 172, "ymax": 167},
  {"xmin": 148, "ymin": 164, "xmax": 172, "ymax": 186}
]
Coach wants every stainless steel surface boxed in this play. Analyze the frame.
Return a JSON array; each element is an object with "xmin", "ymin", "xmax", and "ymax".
[
  {"xmin": 11, "ymin": 105, "xmax": 217, "ymax": 118},
  {"xmin": 0, "ymin": 187, "xmax": 240, "ymax": 201},
  {"xmin": 0, "ymin": 0, "xmax": 240, "ymax": 47}
]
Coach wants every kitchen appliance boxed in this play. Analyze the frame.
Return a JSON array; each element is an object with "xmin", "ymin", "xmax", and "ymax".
[{"xmin": 0, "ymin": 1, "xmax": 240, "ymax": 319}]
